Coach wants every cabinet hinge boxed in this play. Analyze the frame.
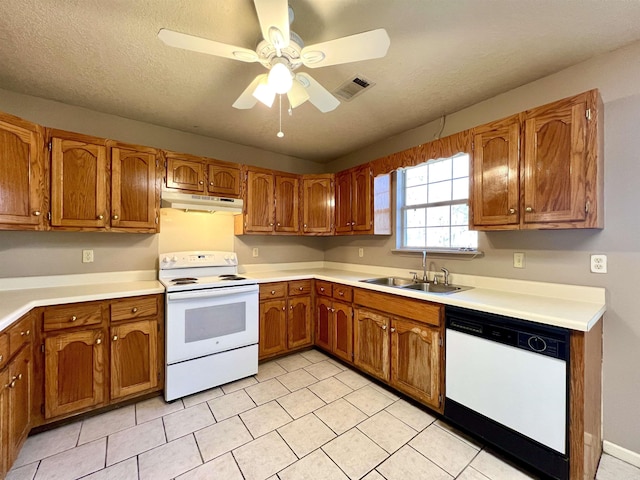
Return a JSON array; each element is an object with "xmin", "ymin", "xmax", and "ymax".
[
  {"xmin": 351, "ymin": 352, "xmax": 355, "ymax": 360},
  {"xmin": 586, "ymin": 109, "xmax": 592, "ymax": 121},
  {"xmin": 41, "ymin": 404, "xmax": 45, "ymax": 415},
  {"xmin": 439, "ymin": 337, "xmax": 443, "ymax": 347},
  {"xmin": 585, "ymin": 201, "xmax": 590, "ymax": 213},
  {"xmin": 155, "ymin": 215, "xmax": 159, "ymax": 224},
  {"xmin": 158, "ymin": 372, "xmax": 161, "ymax": 380},
  {"xmin": 164, "ymin": 160, "xmax": 167, "ymax": 168},
  {"xmin": 48, "ymin": 141, "xmax": 52, "ymax": 151},
  {"xmin": 156, "ymin": 159, "xmax": 159, "ymax": 168},
  {"xmin": 41, "ymin": 344, "xmax": 45, "ymax": 353},
  {"xmin": 47, "ymin": 212, "xmax": 51, "ymax": 221},
  {"xmin": 439, "ymin": 394, "xmax": 443, "ymax": 406},
  {"xmin": 471, "ymin": 141, "xmax": 475, "ymax": 151},
  {"xmin": 157, "ymin": 323, "xmax": 160, "ymax": 332}
]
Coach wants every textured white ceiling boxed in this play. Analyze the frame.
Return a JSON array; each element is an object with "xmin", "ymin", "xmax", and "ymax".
[{"xmin": 2, "ymin": 0, "xmax": 640, "ymax": 162}]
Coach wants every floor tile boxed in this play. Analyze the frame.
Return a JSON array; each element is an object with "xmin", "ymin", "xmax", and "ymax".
[
  {"xmin": 182, "ymin": 387, "xmax": 223, "ymax": 408},
  {"xmin": 457, "ymin": 466, "xmax": 492, "ymax": 480},
  {"xmin": 300, "ymin": 349, "xmax": 330, "ymax": 363},
  {"xmin": 13, "ymin": 422, "xmax": 81, "ymax": 468},
  {"xmin": 163, "ymin": 402, "xmax": 216, "ymax": 441},
  {"xmin": 138, "ymin": 434, "xmax": 202, "ymax": 480},
  {"xmin": 385, "ymin": 399, "xmax": 436, "ymax": 431},
  {"xmin": 135, "ymin": 395, "xmax": 184, "ymax": 424},
  {"xmin": 361, "ymin": 471, "xmax": 386, "ymax": 480},
  {"xmin": 6, "ymin": 462, "xmax": 38, "ymax": 480},
  {"xmin": 220, "ymin": 375, "xmax": 258, "ymax": 393},
  {"xmin": 358, "ymin": 410, "xmax": 417, "ymax": 454},
  {"xmin": 305, "ymin": 360, "xmax": 343, "ymax": 380},
  {"xmin": 314, "ymin": 398, "xmax": 368, "ymax": 435},
  {"xmin": 207, "ymin": 389, "xmax": 256, "ymax": 421},
  {"xmin": 344, "ymin": 385, "xmax": 394, "ymax": 416},
  {"xmin": 106, "ymin": 418, "xmax": 166, "ymax": 466},
  {"xmin": 368, "ymin": 382, "xmax": 400, "ymax": 401},
  {"xmin": 409, "ymin": 424, "xmax": 479, "ymax": 476},
  {"xmin": 278, "ymin": 413, "xmax": 337, "ymax": 458},
  {"xmin": 596, "ymin": 453, "xmax": 640, "ymax": 480},
  {"xmin": 470, "ymin": 449, "xmax": 536, "ymax": 479},
  {"xmin": 276, "ymin": 353, "xmax": 313, "ymax": 372},
  {"xmin": 434, "ymin": 419, "xmax": 483, "ymax": 448},
  {"xmin": 277, "ymin": 368, "xmax": 318, "ymax": 391},
  {"xmin": 277, "ymin": 388, "xmax": 326, "ymax": 419},
  {"xmin": 245, "ymin": 377, "xmax": 290, "ymax": 404},
  {"xmin": 34, "ymin": 438, "xmax": 106, "ymax": 480},
  {"xmin": 278, "ymin": 448, "xmax": 349, "ymax": 480},
  {"xmin": 377, "ymin": 445, "xmax": 452, "ymax": 480},
  {"xmin": 232, "ymin": 431, "xmax": 297, "ymax": 480},
  {"xmin": 325, "ymin": 358, "xmax": 349, "ymax": 371},
  {"xmin": 334, "ymin": 369, "xmax": 371, "ymax": 390},
  {"xmin": 309, "ymin": 377, "xmax": 353, "ymax": 403},
  {"xmin": 322, "ymin": 428, "xmax": 388, "ymax": 480},
  {"xmin": 78, "ymin": 405, "xmax": 136, "ymax": 445},
  {"xmin": 240, "ymin": 400, "xmax": 293, "ymax": 438},
  {"xmin": 82, "ymin": 457, "xmax": 138, "ymax": 480},
  {"xmin": 194, "ymin": 415, "xmax": 252, "ymax": 461},
  {"xmin": 255, "ymin": 361, "xmax": 288, "ymax": 382},
  {"xmin": 176, "ymin": 452, "xmax": 243, "ymax": 480}
]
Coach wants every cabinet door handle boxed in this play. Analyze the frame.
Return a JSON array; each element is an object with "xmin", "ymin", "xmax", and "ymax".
[
  {"xmin": 525, "ymin": 207, "xmax": 533, "ymax": 213},
  {"xmin": 70, "ymin": 315, "xmax": 77, "ymax": 322},
  {"xmin": 351, "ymin": 222, "xmax": 356, "ymax": 226},
  {"xmin": 96, "ymin": 338, "xmax": 102, "ymax": 345},
  {"xmin": 8, "ymin": 380, "xmax": 16, "ymax": 389},
  {"xmin": 132, "ymin": 307, "xmax": 138, "ymax": 313},
  {"xmin": 508, "ymin": 208, "xmax": 516, "ymax": 214},
  {"xmin": 98, "ymin": 214, "xmax": 104, "ymax": 220},
  {"xmin": 338, "ymin": 291, "xmax": 344, "ymax": 296},
  {"xmin": 17, "ymin": 373, "xmax": 22, "ymax": 380},
  {"xmin": 330, "ymin": 308, "xmax": 336, "ymax": 313},
  {"xmin": 33, "ymin": 210, "xmax": 41, "ymax": 216},
  {"xmin": 381, "ymin": 325, "xmax": 387, "ymax": 330},
  {"xmin": 21, "ymin": 330, "xmax": 30, "ymax": 336},
  {"xmin": 112, "ymin": 214, "xmax": 119, "ymax": 220},
  {"xmin": 113, "ymin": 335, "xmax": 118, "ymax": 341},
  {"xmin": 390, "ymin": 327, "xmax": 396, "ymax": 332},
  {"xmin": 345, "ymin": 223, "xmax": 351, "ymax": 226}
]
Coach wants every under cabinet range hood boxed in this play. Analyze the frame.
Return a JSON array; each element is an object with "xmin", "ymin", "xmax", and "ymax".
[{"xmin": 161, "ymin": 191, "xmax": 243, "ymax": 214}]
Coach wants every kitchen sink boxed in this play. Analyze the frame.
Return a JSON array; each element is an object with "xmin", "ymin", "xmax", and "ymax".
[
  {"xmin": 360, "ymin": 277, "xmax": 416, "ymax": 287},
  {"xmin": 399, "ymin": 282, "xmax": 468, "ymax": 294}
]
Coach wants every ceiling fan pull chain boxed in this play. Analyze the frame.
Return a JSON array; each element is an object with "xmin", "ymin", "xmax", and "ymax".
[{"xmin": 277, "ymin": 94, "xmax": 284, "ymax": 138}]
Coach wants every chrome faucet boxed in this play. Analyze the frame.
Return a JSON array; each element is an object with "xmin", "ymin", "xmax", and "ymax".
[
  {"xmin": 422, "ymin": 250, "xmax": 428, "ymax": 282},
  {"xmin": 441, "ymin": 267, "xmax": 450, "ymax": 286}
]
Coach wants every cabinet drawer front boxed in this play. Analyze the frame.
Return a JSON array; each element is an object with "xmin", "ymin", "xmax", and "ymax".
[
  {"xmin": 288, "ymin": 280, "xmax": 312, "ymax": 296},
  {"xmin": 315, "ymin": 280, "xmax": 333, "ymax": 297},
  {"xmin": 9, "ymin": 314, "xmax": 33, "ymax": 355},
  {"xmin": 354, "ymin": 289, "xmax": 442, "ymax": 327},
  {"xmin": 260, "ymin": 283, "xmax": 287, "ymax": 300},
  {"xmin": 0, "ymin": 333, "xmax": 8, "ymax": 369},
  {"xmin": 332, "ymin": 285, "xmax": 353, "ymax": 302},
  {"xmin": 111, "ymin": 296, "xmax": 158, "ymax": 322},
  {"xmin": 44, "ymin": 303, "xmax": 103, "ymax": 331}
]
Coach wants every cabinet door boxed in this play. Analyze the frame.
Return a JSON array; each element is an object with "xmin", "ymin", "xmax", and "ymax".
[
  {"xmin": 354, "ymin": 308, "xmax": 390, "ymax": 381},
  {"xmin": 288, "ymin": 296, "xmax": 312, "ymax": 349},
  {"xmin": 523, "ymin": 95, "xmax": 588, "ymax": 225},
  {"xmin": 166, "ymin": 157, "xmax": 205, "ymax": 192},
  {"xmin": 352, "ymin": 166, "xmax": 373, "ymax": 233},
  {"xmin": 44, "ymin": 329, "xmax": 105, "ymax": 418},
  {"xmin": 259, "ymin": 299, "xmax": 287, "ymax": 359},
  {"xmin": 302, "ymin": 174, "xmax": 334, "ymax": 235},
  {"xmin": 0, "ymin": 368, "xmax": 7, "ymax": 478},
  {"xmin": 391, "ymin": 318, "xmax": 441, "ymax": 410},
  {"xmin": 275, "ymin": 173, "xmax": 299, "ymax": 233},
  {"xmin": 315, "ymin": 297, "xmax": 333, "ymax": 352},
  {"xmin": 334, "ymin": 171, "xmax": 353, "ymax": 233},
  {"xmin": 51, "ymin": 137, "xmax": 108, "ymax": 228},
  {"xmin": 245, "ymin": 170, "xmax": 275, "ymax": 233},
  {"xmin": 333, "ymin": 302, "xmax": 353, "ymax": 363},
  {"xmin": 7, "ymin": 344, "xmax": 31, "ymax": 466},
  {"xmin": 111, "ymin": 319, "xmax": 158, "ymax": 400},
  {"xmin": 471, "ymin": 117, "xmax": 520, "ymax": 228},
  {"xmin": 111, "ymin": 146, "xmax": 159, "ymax": 230},
  {"xmin": 207, "ymin": 162, "xmax": 241, "ymax": 198},
  {"xmin": 0, "ymin": 114, "xmax": 45, "ymax": 228}
]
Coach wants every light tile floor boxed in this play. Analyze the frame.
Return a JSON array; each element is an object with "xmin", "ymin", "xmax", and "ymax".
[{"xmin": 8, "ymin": 349, "xmax": 640, "ymax": 480}]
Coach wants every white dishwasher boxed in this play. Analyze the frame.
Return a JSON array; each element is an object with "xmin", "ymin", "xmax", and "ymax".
[{"xmin": 444, "ymin": 306, "xmax": 570, "ymax": 480}]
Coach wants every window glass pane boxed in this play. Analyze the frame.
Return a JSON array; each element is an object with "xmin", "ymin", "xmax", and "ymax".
[
  {"xmin": 406, "ymin": 208, "xmax": 426, "ymax": 227},
  {"xmin": 452, "ymin": 177, "xmax": 469, "ymax": 201},
  {"xmin": 451, "ymin": 204, "xmax": 469, "ymax": 226},
  {"xmin": 426, "ymin": 206, "xmax": 450, "ymax": 226},
  {"xmin": 453, "ymin": 154, "xmax": 470, "ymax": 178},
  {"xmin": 405, "ymin": 185, "xmax": 428, "ymax": 206},
  {"xmin": 406, "ymin": 228, "xmax": 426, "ymax": 247},
  {"xmin": 428, "ymin": 158, "xmax": 452, "ymax": 183},
  {"xmin": 428, "ymin": 180, "xmax": 451, "ymax": 203},
  {"xmin": 426, "ymin": 227, "xmax": 450, "ymax": 248},
  {"xmin": 405, "ymin": 164, "xmax": 428, "ymax": 187},
  {"xmin": 451, "ymin": 227, "xmax": 478, "ymax": 248}
]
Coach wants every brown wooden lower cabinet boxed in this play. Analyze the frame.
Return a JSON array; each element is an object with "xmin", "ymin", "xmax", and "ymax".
[
  {"xmin": 288, "ymin": 296, "xmax": 312, "ymax": 350},
  {"xmin": 259, "ymin": 299, "xmax": 287, "ymax": 358},
  {"xmin": 353, "ymin": 308, "xmax": 390, "ymax": 380},
  {"xmin": 314, "ymin": 282, "xmax": 353, "ymax": 362}
]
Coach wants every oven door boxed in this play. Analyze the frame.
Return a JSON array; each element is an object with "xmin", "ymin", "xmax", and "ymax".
[{"xmin": 166, "ymin": 284, "xmax": 259, "ymax": 364}]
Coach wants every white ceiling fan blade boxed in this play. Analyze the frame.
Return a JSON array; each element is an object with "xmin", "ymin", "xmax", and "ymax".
[
  {"xmin": 254, "ymin": 0, "xmax": 290, "ymax": 51},
  {"xmin": 158, "ymin": 28, "xmax": 259, "ymax": 63},
  {"xmin": 287, "ymin": 80, "xmax": 310, "ymax": 109},
  {"xmin": 296, "ymin": 73, "xmax": 340, "ymax": 113},
  {"xmin": 232, "ymin": 75, "xmax": 267, "ymax": 109},
  {"xmin": 301, "ymin": 28, "xmax": 390, "ymax": 68}
]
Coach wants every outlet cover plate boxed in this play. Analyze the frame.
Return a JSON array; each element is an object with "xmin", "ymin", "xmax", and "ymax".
[{"xmin": 590, "ymin": 254, "xmax": 607, "ymax": 273}]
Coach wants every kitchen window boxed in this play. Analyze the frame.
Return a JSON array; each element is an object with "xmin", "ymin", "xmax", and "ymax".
[{"xmin": 397, "ymin": 153, "xmax": 478, "ymax": 251}]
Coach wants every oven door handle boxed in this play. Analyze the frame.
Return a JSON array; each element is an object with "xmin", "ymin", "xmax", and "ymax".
[{"xmin": 167, "ymin": 284, "xmax": 258, "ymax": 301}]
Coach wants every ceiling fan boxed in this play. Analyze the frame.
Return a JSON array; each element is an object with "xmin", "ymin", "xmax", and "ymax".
[{"xmin": 158, "ymin": 0, "xmax": 390, "ymax": 113}]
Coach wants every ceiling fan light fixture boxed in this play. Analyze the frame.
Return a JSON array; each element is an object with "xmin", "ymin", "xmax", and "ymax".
[
  {"xmin": 253, "ymin": 79, "xmax": 276, "ymax": 107},
  {"xmin": 268, "ymin": 61, "xmax": 293, "ymax": 94}
]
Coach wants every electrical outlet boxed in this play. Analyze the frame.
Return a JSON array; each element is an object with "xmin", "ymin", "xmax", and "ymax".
[
  {"xmin": 590, "ymin": 254, "xmax": 607, "ymax": 273},
  {"xmin": 252, "ymin": 248, "xmax": 259, "ymax": 258},
  {"xmin": 513, "ymin": 252, "xmax": 525, "ymax": 268},
  {"xmin": 358, "ymin": 248, "xmax": 364, "ymax": 258},
  {"xmin": 82, "ymin": 249, "xmax": 94, "ymax": 263}
]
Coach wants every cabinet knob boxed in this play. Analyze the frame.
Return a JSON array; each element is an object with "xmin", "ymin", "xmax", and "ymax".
[
  {"xmin": 320, "ymin": 287, "xmax": 325, "ymax": 292},
  {"xmin": 209, "ymin": 182, "xmax": 214, "ymax": 186},
  {"xmin": 17, "ymin": 373, "xmax": 22, "ymax": 380},
  {"xmin": 345, "ymin": 223, "xmax": 351, "ymax": 226},
  {"xmin": 112, "ymin": 214, "xmax": 119, "ymax": 220},
  {"xmin": 290, "ymin": 305, "xmax": 293, "ymax": 310},
  {"xmin": 270, "ymin": 290, "xmax": 276, "ymax": 295},
  {"xmin": 391, "ymin": 327, "xmax": 396, "ymax": 332},
  {"xmin": 199, "ymin": 181, "xmax": 204, "ymax": 185},
  {"xmin": 96, "ymin": 338, "xmax": 102, "ymax": 345},
  {"xmin": 525, "ymin": 207, "xmax": 533, "ymax": 213},
  {"xmin": 0, "ymin": 354, "xmax": 3, "ymax": 362},
  {"xmin": 330, "ymin": 308, "xmax": 336, "ymax": 313},
  {"xmin": 381, "ymin": 325, "xmax": 387, "ymax": 330},
  {"xmin": 282, "ymin": 306, "xmax": 286, "ymax": 311},
  {"xmin": 303, "ymin": 224, "xmax": 307, "ymax": 228},
  {"xmin": 113, "ymin": 335, "xmax": 118, "ymax": 341},
  {"xmin": 338, "ymin": 291, "xmax": 344, "ymax": 296},
  {"xmin": 98, "ymin": 214, "xmax": 104, "ymax": 220},
  {"xmin": 8, "ymin": 380, "xmax": 16, "ymax": 389},
  {"xmin": 70, "ymin": 315, "xmax": 77, "ymax": 322},
  {"xmin": 269, "ymin": 223, "xmax": 274, "ymax": 226},
  {"xmin": 508, "ymin": 208, "xmax": 516, "ymax": 214},
  {"xmin": 21, "ymin": 330, "xmax": 30, "ymax": 336},
  {"xmin": 33, "ymin": 210, "xmax": 41, "ymax": 216},
  {"xmin": 132, "ymin": 307, "xmax": 138, "ymax": 313},
  {"xmin": 277, "ymin": 222, "xmax": 281, "ymax": 227}
]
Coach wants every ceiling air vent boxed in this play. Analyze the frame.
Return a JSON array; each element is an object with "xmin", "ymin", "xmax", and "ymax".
[{"xmin": 333, "ymin": 74, "xmax": 376, "ymax": 102}]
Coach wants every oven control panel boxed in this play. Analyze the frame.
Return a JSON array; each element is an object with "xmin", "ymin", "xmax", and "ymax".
[{"xmin": 160, "ymin": 251, "xmax": 238, "ymax": 269}]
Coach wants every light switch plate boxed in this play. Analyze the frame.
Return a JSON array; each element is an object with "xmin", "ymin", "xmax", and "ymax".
[
  {"xmin": 590, "ymin": 254, "xmax": 607, "ymax": 273},
  {"xmin": 358, "ymin": 248, "xmax": 364, "ymax": 258},
  {"xmin": 252, "ymin": 248, "xmax": 259, "ymax": 258}
]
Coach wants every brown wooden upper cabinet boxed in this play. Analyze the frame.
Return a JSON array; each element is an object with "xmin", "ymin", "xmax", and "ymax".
[
  {"xmin": 164, "ymin": 151, "xmax": 241, "ymax": 198},
  {"xmin": 49, "ymin": 130, "xmax": 161, "ymax": 232},
  {"xmin": 335, "ymin": 165, "xmax": 373, "ymax": 234},
  {"xmin": 471, "ymin": 89, "xmax": 602, "ymax": 230},
  {"xmin": 302, "ymin": 174, "xmax": 334, "ymax": 235},
  {"xmin": 0, "ymin": 112, "xmax": 46, "ymax": 230}
]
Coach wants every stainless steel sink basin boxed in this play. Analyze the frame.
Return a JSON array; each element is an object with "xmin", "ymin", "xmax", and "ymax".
[
  {"xmin": 399, "ymin": 282, "xmax": 468, "ymax": 294},
  {"xmin": 360, "ymin": 277, "xmax": 416, "ymax": 287}
]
